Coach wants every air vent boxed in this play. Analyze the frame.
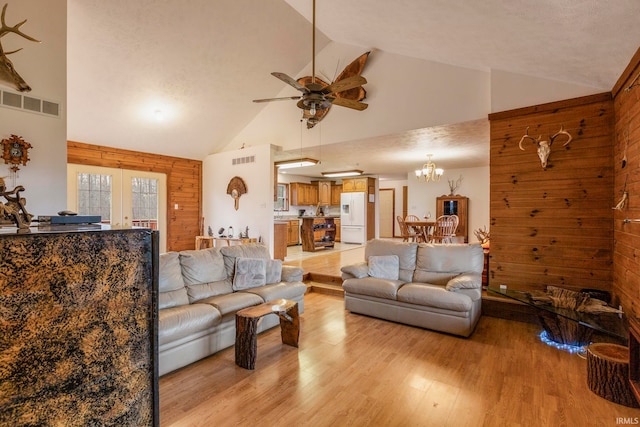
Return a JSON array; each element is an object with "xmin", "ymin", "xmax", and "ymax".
[
  {"xmin": 232, "ymin": 155, "xmax": 255, "ymax": 166},
  {"xmin": 0, "ymin": 89, "xmax": 61, "ymax": 118}
]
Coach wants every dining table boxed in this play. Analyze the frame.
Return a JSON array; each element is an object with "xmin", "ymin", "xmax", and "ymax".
[{"xmin": 404, "ymin": 220, "xmax": 436, "ymax": 243}]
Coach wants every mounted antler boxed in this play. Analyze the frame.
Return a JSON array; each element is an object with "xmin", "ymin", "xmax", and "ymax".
[
  {"xmin": 519, "ymin": 125, "xmax": 572, "ymax": 169},
  {"xmin": 0, "ymin": 4, "xmax": 40, "ymax": 92}
]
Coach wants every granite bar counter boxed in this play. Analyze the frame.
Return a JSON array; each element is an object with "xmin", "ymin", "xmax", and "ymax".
[{"xmin": 0, "ymin": 226, "xmax": 159, "ymax": 426}]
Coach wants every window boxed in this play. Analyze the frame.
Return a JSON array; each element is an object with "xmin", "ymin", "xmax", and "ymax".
[{"xmin": 274, "ymin": 183, "xmax": 289, "ymax": 211}]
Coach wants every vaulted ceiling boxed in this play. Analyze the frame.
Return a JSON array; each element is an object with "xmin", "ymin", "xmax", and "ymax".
[{"xmin": 67, "ymin": 0, "xmax": 640, "ymax": 179}]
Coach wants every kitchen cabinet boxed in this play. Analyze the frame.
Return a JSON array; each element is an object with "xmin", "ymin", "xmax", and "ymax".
[
  {"xmin": 331, "ymin": 184, "xmax": 342, "ymax": 205},
  {"xmin": 274, "ymin": 221, "xmax": 288, "ymax": 260},
  {"xmin": 290, "ymin": 182, "xmax": 318, "ymax": 206},
  {"xmin": 342, "ymin": 177, "xmax": 373, "ymax": 193},
  {"xmin": 335, "ymin": 218, "xmax": 341, "ymax": 242},
  {"xmin": 317, "ymin": 180, "xmax": 333, "ymax": 205},
  {"xmin": 436, "ymin": 195, "xmax": 468, "ymax": 242},
  {"xmin": 287, "ymin": 219, "xmax": 299, "ymax": 246},
  {"xmin": 301, "ymin": 217, "xmax": 336, "ymax": 252}
]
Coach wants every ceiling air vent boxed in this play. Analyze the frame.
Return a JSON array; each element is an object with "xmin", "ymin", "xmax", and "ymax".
[
  {"xmin": 0, "ymin": 89, "xmax": 61, "ymax": 118},
  {"xmin": 231, "ymin": 155, "xmax": 255, "ymax": 166}
]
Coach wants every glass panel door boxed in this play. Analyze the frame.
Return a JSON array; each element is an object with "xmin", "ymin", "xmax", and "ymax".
[{"xmin": 68, "ymin": 165, "xmax": 167, "ymax": 252}]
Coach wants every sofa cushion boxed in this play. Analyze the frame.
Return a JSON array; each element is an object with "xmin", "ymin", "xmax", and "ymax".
[
  {"xmin": 397, "ymin": 283, "xmax": 473, "ymax": 312},
  {"xmin": 158, "ymin": 252, "xmax": 189, "ymax": 309},
  {"xmin": 368, "ymin": 255, "xmax": 400, "ymax": 280},
  {"xmin": 220, "ymin": 243, "xmax": 271, "ymax": 277},
  {"xmin": 241, "ymin": 282, "xmax": 307, "ymax": 302},
  {"xmin": 341, "ymin": 262, "xmax": 369, "ymax": 279},
  {"xmin": 186, "ymin": 279, "xmax": 233, "ymax": 302},
  {"xmin": 233, "ymin": 257, "xmax": 267, "ymax": 290},
  {"xmin": 343, "ymin": 277, "xmax": 405, "ymax": 300},
  {"xmin": 365, "ymin": 239, "xmax": 418, "ymax": 282},
  {"xmin": 199, "ymin": 292, "xmax": 264, "ymax": 316},
  {"xmin": 266, "ymin": 259, "xmax": 283, "ymax": 285},
  {"xmin": 446, "ymin": 273, "xmax": 482, "ymax": 290},
  {"xmin": 179, "ymin": 248, "xmax": 227, "ymax": 285},
  {"xmin": 281, "ymin": 265, "xmax": 304, "ymax": 282},
  {"xmin": 415, "ymin": 244, "xmax": 484, "ymax": 275},
  {"xmin": 158, "ymin": 303, "xmax": 222, "ymax": 345}
]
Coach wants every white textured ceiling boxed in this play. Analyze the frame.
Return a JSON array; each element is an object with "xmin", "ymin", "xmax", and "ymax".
[{"xmin": 67, "ymin": 0, "xmax": 640, "ymax": 179}]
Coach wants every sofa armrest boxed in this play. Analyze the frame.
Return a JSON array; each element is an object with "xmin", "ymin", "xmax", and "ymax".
[
  {"xmin": 445, "ymin": 273, "xmax": 482, "ymax": 291},
  {"xmin": 281, "ymin": 265, "xmax": 304, "ymax": 282},
  {"xmin": 341, "ymin": 262, "xmax": 369, "ymax": 279}
]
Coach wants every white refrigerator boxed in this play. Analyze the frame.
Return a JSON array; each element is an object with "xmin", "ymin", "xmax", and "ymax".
[{"xmin": 340, "ymin": 192, "xmax": 366, "ymax": 244}]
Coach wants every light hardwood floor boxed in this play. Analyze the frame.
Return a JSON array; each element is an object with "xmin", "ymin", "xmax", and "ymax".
[
  {"xmin": 159, "ymin": 291, "xmax": 640, "ymax": 426},
  {"xmin": 159, "ymin": 243, "xmax": 640, "ymax": 426}
]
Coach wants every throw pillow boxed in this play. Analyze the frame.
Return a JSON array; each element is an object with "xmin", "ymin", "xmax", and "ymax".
[
  {"xmin": 266, "ymin": 259, "xmax": 283, "ymax": 284},
  {"xmin": 341, "ymin": 262, "xmax": 370, "ymax": 279},
  {"xmin": 446, "ymin": 273, "xmax": 481, "ymax": 290},
  {"xmin": 233, "ymin": 258, "xmax": 267, "ymax": 291},
  {"xmin": 368, "ymin": 255, "xmax": 400, "ymax": 281}
]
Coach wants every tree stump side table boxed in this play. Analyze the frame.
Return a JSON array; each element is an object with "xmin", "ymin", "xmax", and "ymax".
[
  {"xmin": 235, "ymin": 299, "xmax": 299, "ymax": 370},
  {"xmin": 587, "ymin": 343, "xmax": 640, "ymax": 408}
]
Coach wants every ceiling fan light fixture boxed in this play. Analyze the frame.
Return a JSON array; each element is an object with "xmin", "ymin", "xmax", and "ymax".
[
  {"xmin": 322, "ymin": 170, "xmax": 363, "ymax": 178},
  {"xmin": 276, "ymin": 158, "xmax": 319, "ymax": 169}
]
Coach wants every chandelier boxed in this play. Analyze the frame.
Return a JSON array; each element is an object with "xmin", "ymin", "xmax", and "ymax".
[{"xmin": 415, "ymin": 154, "xmax": 444, "ymax": 182}]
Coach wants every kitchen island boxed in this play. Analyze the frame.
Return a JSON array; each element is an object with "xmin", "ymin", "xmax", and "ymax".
[{"xmin": 300, "ymin": 216, "xmax": 337, "ymax": 252}]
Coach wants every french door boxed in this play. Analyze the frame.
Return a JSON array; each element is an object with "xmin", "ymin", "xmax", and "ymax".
[{"xmin": 67, "ymin": 164, "xmax": 167, "ymax": 252}]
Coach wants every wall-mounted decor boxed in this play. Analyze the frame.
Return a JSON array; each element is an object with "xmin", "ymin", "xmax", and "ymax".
[
  {"xmin": 2, "ymin": 133, "xmax": 32, "ymax": 187},
  {"xmin": 518, "ymin": 125, "xmax": 572, "ymax": 169},
  {"xmin": 0, "ymin": 4, "xmax": 41, "ymax": 92},
  {"xmin": 226, "ymin": 176, "xmax": 247, "ymax": 210}
]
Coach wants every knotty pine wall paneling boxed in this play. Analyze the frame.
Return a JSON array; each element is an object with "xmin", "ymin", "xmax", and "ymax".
[
  {"xmin": 612, "ymin": 47, "xmax": 640, "ymax": 318},
  {"xmin": 68, "ymin": 141, "xmax": 202, "ymax": 252},
  {"xmin": 488, "ymin": 93, "xmax": 614, "ymax": 294}
]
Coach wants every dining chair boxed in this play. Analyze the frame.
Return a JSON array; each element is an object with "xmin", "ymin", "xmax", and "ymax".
[
  {"xmin": 397, "ymin": 215, "xmax": 419, "ymax": 242},
  {"xmin": 404, "ymin": 214, "xmax": 427, "ymax": 242},
  {"xmin": 430, "ymin": 215, "xmax": 457, "ymax": 243}
]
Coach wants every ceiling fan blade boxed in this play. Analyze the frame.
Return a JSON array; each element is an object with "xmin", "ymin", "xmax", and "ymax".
[
  {"xmin": 322, "ymin": 75, "xmax": 367, "ymax": 95},
  {"xmin": 329, "ymin": 97, "xmax": 368, "ymax": 111},
  {"xmin": 253, "ymin": 96, "xmax": 301, "ymax": 103},
  {"xmin": 271, "ymin": 72, "xmax": 308, "ymax": 93}
]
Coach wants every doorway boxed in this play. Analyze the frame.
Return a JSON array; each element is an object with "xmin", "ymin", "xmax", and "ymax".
[
  {"xmin": 378, "ymin": 188, "xmax": 395, "ymax": 238},
  {"xmin": 67, "ymin": 164, "xmax": 167, "ymax": 252}
]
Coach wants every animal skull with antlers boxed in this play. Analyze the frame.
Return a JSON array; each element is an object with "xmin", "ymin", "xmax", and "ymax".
[
  {"xmin": 0, "ymin": 4, "xmax": 40, "ymax": 92},
  {"xmin": 518, "ymin": 125, "xmax": 572, "ymax": 169}
]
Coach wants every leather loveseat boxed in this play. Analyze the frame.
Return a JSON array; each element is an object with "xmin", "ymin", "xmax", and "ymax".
[
  {"xmin": 158, "ymin": 243, "xmax": 307, "ymax": 376},
  {"xmin": 341, "ymin": 239, "xmax": 484, "ymax": 337}
]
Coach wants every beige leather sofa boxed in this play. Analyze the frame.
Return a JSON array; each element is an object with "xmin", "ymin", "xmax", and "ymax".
[
  {"xmin": 158, "ymin": 243, "xmax": 306, "ymax": 376},
  {"xmin": 341, "ymin": 239, "xmax": 484, "ymax": 337}
]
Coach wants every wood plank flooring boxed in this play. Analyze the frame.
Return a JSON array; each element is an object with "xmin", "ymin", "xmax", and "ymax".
[{"xmin": 159, "ymin": 292, "xmax": 640, "ymax": 426}]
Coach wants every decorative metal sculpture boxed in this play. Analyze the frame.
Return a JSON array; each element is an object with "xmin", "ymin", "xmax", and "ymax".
[
  {"xmin": 518, "ymin": 125, "xmax": 572, "ymax": 169},
  {"xmin": 0, "ymin": 176, "xmax": 32, "ymax": 230},
  {"xmin": 0, "ymin": 4, "xmax": 40, "ymax": 92},
  {"xmin": 226, "ymin": 176, "xmax": 247, "ymax": 210}
]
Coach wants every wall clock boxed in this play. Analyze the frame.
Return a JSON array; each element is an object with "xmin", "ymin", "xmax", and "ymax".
[{"xmin": 2, "ymin": 134, "xmax": 32, "ymax": 173}]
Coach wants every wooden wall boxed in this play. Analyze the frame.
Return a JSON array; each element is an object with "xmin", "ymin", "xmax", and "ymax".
[
  {"xmin": 67, "ymin": 141, "xmax": 202, "ymax": 252},
  {"xmin": 488, "ymin": 93, "xmax": 614, "ymax": 293},
  {"xmin": 613, "ymin": 48, "xmax": 640, "ymax": 317}
]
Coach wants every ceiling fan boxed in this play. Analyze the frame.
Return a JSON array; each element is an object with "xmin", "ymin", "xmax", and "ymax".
[{"xmin": 252, "ymin": 0, "xmax": 368, "ymax": 125}]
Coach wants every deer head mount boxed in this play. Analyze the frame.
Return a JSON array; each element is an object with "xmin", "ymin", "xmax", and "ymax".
[
  {"xmin": 0, "ymin": 4, "xmax": 40, "ymax": 92},
  {"xmin": 518, "ymin": 125, "xmax": 572, "ymax": 169}
]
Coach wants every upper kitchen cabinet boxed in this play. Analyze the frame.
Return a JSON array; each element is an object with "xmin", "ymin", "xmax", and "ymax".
[
  {"xmin": 315, "ymin": 180, "xmax": 334, "ymax": 205},
  {"xmin": 290, "ymin": 182, "xmax": 318, "ymax": 206},
  {"xmin": 331, "ymin": 184, "xmax": 342, "ymax": 206},
  {"xmin": 342, "ymin": 177, "xmax": 375, "ymax": 194}
]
